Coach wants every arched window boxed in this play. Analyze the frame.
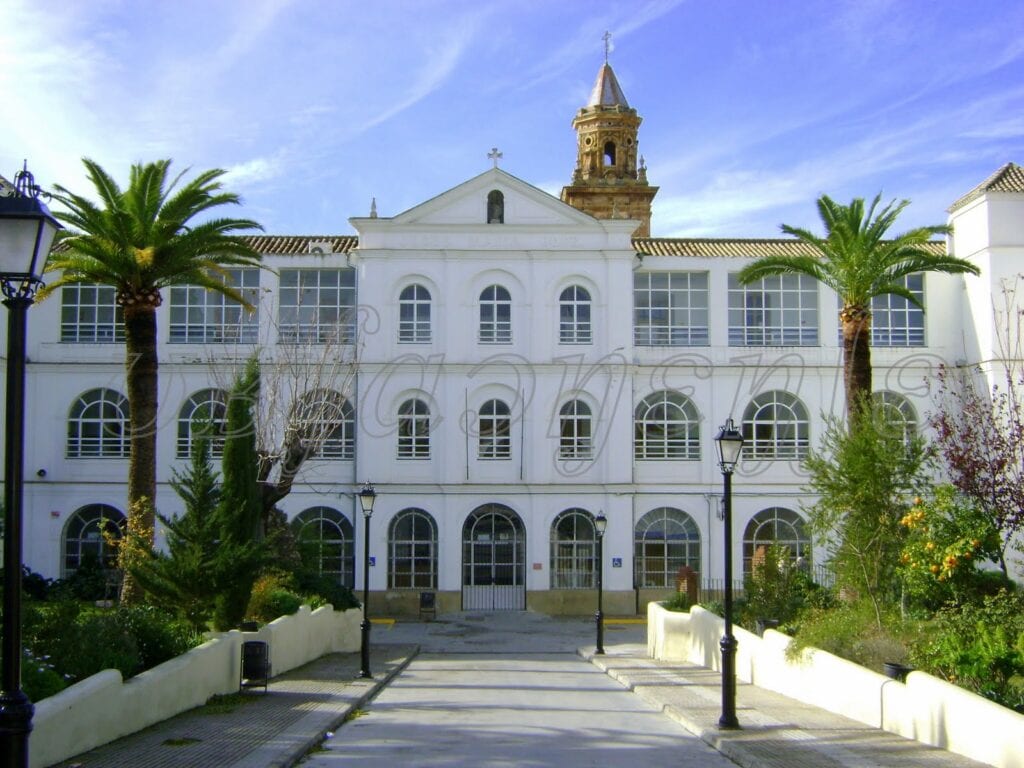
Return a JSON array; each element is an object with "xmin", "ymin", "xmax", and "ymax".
[
  {"xmin": 67, "ymin": 388, "xmax": 130, "ymax": 458},
  {"xmin": 399, "ymin": 284, "xmax": 432, "ymax": 343},
  {"xmin": 742, "ymin": 391, "xmax": 809, "ymax": 459},
  {"xmin": 559, "ymin": 399, "xmax": 592, "ymax": 459},
  {"xmin": 291, "ymin": 389, "xmax": 354, "ymax": 460},
  {"xmin": 177, "ymin": 389, "xmax": 228, "ymax": 458},
  {"xmin": 742, "ymin": 507, "xmax": 811, "ymax": 577},
  {"xmin": 875, "ymin": 390, "xmax": 918, "ymax": 441},
  {"xmin": 634, "ymin": 507, "xmax": 701, "ymax": 587},
  {"xmin": 398, "ymin": 398, "xmax": 431, "ymax": 459},
  {"xmin": 550, "ymin": 509, "xmax": 598, "ymax": 589},
  {"xmin": 388, "ymin": 508, "xmax": 438, "ymax": 589},
  {"xmin": 63, "ymin": 504, "xmax": 125, "ymax": 578},
  {"xmin": 479, "ymin": 285, "xmax": 512, "ymax": 343},
  {"xmin": 291, "ymin": 507, "xmax": 355, "ymax": 587},
  {"xmin": 603, "ymin": 141, "xmax": 616, "ymax": 167},
  {"xmin": 634, "ymin": 390, "xmax": 700, "ymax": 460},
  {"xmin": 478, "ymin": 399, "xmax": 511, "ymax": 459},
  {"xmin": 559, "ymin": 285, "xmax": 592, "ymax": 344},
  {"xmin": 487, "ymin": 190, "xmax": 504, "ymax": 224}
]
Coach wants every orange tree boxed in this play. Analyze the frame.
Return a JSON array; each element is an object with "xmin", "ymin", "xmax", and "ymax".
[{"xmin": 897, "ymin": 485, "xmax": 1002, "ymax": 611}]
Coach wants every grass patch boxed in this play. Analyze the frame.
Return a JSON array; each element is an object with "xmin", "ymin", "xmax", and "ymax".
[
  {"xmin": 200, "ymin": 692, "xmax": 260, "ymax": 715},
  {"xmin": 343, "ymin": 708, "xmax": 369, "ymax": 723}
]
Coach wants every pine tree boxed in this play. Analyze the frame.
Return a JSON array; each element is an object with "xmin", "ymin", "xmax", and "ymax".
[{"xmin": 124, "ymin": 440, "xmax": 221, "ymax": 630}]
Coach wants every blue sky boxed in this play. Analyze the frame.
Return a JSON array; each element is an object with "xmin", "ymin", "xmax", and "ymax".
[{"xmin": 2, "ymin": 0, "xmax": 1022, "ymax": 238}]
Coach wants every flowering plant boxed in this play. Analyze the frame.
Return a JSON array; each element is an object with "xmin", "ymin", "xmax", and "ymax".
[{"xmin": 898, "ymin": 485, "xmax": 1001, "ymax": 608}]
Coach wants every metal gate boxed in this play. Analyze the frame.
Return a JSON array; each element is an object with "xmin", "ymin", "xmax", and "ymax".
[{"xmin": 462, "ymin": 504, "xmax": 526, "ymax": 611}]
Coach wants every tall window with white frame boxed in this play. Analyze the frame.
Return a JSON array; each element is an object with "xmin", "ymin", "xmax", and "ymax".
[
  {"xmin": 398, "ymin": 284, "xmax": 432, "ymax": 343},
  {"xmin": 291, "ymin": 507, "xmax": 355, "ymax": 587},
  {"xmin": 169, "ymin": 268, "xmax": 260, "ymax": 343},
  {"xmin": 278, "ymin": 268, "xmax": 356, "ymax": 344},
  {"xmin": 633, "ymin": 507, "xmax": 701, "ymax": 587},
  {"xmin": 62, "ymin": 504, "xmax": 125, "ymax": 578},
  {"xmin": 61, "ymin": 283, "xmax": 124, "ymax": 343},
  {"xmin": 397, "ymin": 398, "xmax": 431, "ymax": 459},
  {"xmin": 67, "ymin": 388, "xmax": 131, "ymax": 458},
  {"xmin": 388, "ymin": 508, "xmax": 438, "ymax": 589},
  {"xmin": 478, "ymin": 399, "xmax": 511, "ymax": 459},
  {"xmin": 479, "ymin": 284, "xmax": 512, "ymax": 343},
  {"xmin": 741, "ymin": 390, "xmax": 810, "ymax": 459},
  {"xmin": 728, "ymin": 273, "xmax": 818, "ymax": 346},
  {"xmin": 292, "ymin": 389, "xmax": 355, "ymax": 460},
  {"xmin": 869, "ymin": 274, "xmax": 925, "ymax": 347},
  {"xmin": 559, "ymin": 285, "xmax": 592, "ymax": 344},
  {"xmin": 742, "ymin": 507, "xmax": 812, "ymax": 577},
  {"xmin": 177, "ymin": 389, "xmax": 229, "ymax": 458},
  {"xmin": 558, "ymin": 399, "xmax": 593, "ymax": 459},
  {"xmin": 634, "ymin": 272, "xmax": 709, "ymax": 346},
  {"xmin": 550, "ymin": 509, "xmax": 598, "ymax": 589},
  {"xmin": 634, "ymin": 390, "xmax": 701, "ymax": 460}
]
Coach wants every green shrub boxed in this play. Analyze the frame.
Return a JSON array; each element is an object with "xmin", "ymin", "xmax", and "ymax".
[
  {"xmin": 910, "ymin": 589, "xmax": 1024, "ymax": 713},
  {"xmin": 115, "ymin": 604, "xmax": 200, "ymax": 670},
  {"xmin": 246, "ymin": 572, "xmax": 303, "ymax": 623},
  {"xmin": 51, "ymin": 554, "xmax": 115, "ymax": 601},
  {"xmin": 22, "ymin": 649, "xmax": 67, "ymax": 702},
  {"xmin": 63, "ymin": 613, "xmax": 141, "ymax": 681},
  {"xmin": 295, "ymin": 571, "xmax": 360, "ymax": 611},
  {"xmin": 787, "ymin": 600, "xmax": 915, "ymax": 672},
  {"xmin": 662, "ymin": 592, "xmax": 691, "ymax": 612}
]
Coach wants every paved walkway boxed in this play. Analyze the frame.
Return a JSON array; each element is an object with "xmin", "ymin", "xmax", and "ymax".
[
  {"xmin": 584, "ymin": 643, "xmax": 989, "ymax": 768},
  {"xmin": 54, "ymin": 645, "xmax": 418, "ymax": 768},
  {"xmin": 51, "ymin": 613, "xmax": 992, "ymax": 768}
]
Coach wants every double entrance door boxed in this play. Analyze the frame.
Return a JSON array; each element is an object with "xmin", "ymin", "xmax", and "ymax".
[{"xmin": 462, "ymin": 504, "xmax": 525, "ymax": 611}]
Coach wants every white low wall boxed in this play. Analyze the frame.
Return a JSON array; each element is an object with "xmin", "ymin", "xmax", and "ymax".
[
  {"xmin": 30, "ymin": 605, "xmax": 361, "ymax": 768},
  {"xmin": 648, "ymin": 602, "xmax": 1024, "ymax": 768}
]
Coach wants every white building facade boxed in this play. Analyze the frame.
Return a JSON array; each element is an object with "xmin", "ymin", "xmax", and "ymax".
[{"xmin": 16, "ymin": 65, "xmax": 1024, "ymax": 615}]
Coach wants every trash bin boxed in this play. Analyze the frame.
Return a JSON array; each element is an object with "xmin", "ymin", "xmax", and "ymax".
[{"xmin": 240, "ymin": 640, "xmax": 270, "ymax": 692}]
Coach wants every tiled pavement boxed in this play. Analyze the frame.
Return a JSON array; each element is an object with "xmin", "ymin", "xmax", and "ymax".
[
  {"xmin": 583, "ymin": 643, "xmax": 992, "ymax": 768},
  {"xmin": 55, "ymin": 645, "xmax": 417, "ymax": 768}
]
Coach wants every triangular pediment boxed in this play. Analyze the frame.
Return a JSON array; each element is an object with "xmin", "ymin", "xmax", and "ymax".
[{"xmin": 384, "ymin": 168, "xmax": 607, "ymax": 228}]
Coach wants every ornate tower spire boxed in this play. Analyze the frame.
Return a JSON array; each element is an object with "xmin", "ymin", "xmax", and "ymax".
[{"xmin": 560, "ymin": 41, "xmax": 658, "ymax": 237}]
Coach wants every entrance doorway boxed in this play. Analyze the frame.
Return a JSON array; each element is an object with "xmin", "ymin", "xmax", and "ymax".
[{"xmin": 462, "ymin": 504, "xmax": 526, "ymax": 610}]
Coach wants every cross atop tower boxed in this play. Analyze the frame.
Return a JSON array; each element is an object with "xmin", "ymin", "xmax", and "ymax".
[
  {"xmin": 488, "ymin": 147, "xmax": 503, "ymax": 168},
  {"xmin": 603, "ymin": 31, "xmax": 612, "ymax": 63}
]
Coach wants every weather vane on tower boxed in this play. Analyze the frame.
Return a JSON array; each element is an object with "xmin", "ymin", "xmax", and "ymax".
[{"xmin": 603, "ymin": 31, "xmax": 612, "ymax": 63}]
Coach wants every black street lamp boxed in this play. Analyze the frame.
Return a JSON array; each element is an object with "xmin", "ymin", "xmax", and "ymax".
[
  {"xmin": 714, "ymin": 417, "xmax": 745, "ymax": 730},
  {"xmin": 594, "ymin": 511, "xmax": 607, "ymax": 655},
  {"xmin": 0, "ymin": 162, "xmax": 61, "ymax": 767},
  {"xmin": 357, "ymin": 481, "xmax": 376, "ymax": 679}
]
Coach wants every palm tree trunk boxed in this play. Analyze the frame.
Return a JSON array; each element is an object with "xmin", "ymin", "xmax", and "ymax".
[
  {"xmin": 122, "ymin": 301, "xmax": 160, "ymax": 603},
  {"xmin": 841, "ymin": 305, "xmax": 872, "ymax": 427}
]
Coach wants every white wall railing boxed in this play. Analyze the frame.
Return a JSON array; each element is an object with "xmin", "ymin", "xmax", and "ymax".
[
  {"xmin": 29, "ymin": 605, "xmax": 361, "ymax": 768},
  {"xmin": 648, "ymin": 602, "xmax": 1024, "ymax": 768}
]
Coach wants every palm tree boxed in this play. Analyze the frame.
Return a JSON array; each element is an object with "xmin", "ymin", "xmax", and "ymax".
[
  {"xmin": 736, "ymin": 194, "xmax": 978, "ymax": 425},
  {"xmin": 44, "ymin": 158, "xmax": 262, "ymax": 601}
]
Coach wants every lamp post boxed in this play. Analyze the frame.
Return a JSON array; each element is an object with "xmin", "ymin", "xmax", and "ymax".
[
  {"xmin": 714, "ymin": 417, "xmax": 745, "ymax": 730},
  {"xmin": 594, "ymin": 511, "xmax": 607, "ymax": 655},
  {"xmin": 357, "ymin": 481, "xmax": 376, "ymax": 679},
  {"xmin": 0, "ymin": 162, "xmax": 61, "ymax": 767}
]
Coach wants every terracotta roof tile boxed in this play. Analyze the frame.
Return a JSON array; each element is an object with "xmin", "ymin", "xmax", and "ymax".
[
  {"xmin": 948, "ymin": 162, "xmax": 1024, "ymax": 212},
  {"xmin": 242, "ymin": 235, "xmax": 358, "ymax": 255},
  {"xmin": 632, "ymin": 237, "xmax": 942, "ymax": 259}
]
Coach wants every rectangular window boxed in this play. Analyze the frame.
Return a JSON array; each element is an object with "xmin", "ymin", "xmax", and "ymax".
[
  {"xmin": 728, "ymin": 273, "xmax": 818, "ymax": 346},
  {"xmin": 868, "ymin": 274, "xmax": 925, "ymax": 347},
  {"xmin": 169, "ymin": 268, "xmax": 260, "ymax": 343},
  {"xmin": 61, "ymin": 284, "xmax": 125, "ymax": 343},
  {"xmin": 278, "ymin": 268, "xmax": 357, "ymax": 344},
  {"xmin": 633, "ymin": 272, "xmax": 709, "ymax": 346}
]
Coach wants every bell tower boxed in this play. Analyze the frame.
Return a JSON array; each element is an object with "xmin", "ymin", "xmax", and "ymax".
[{"xmin": 561, "ymin": 39, "xmax": 658, "ymax": 237}]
